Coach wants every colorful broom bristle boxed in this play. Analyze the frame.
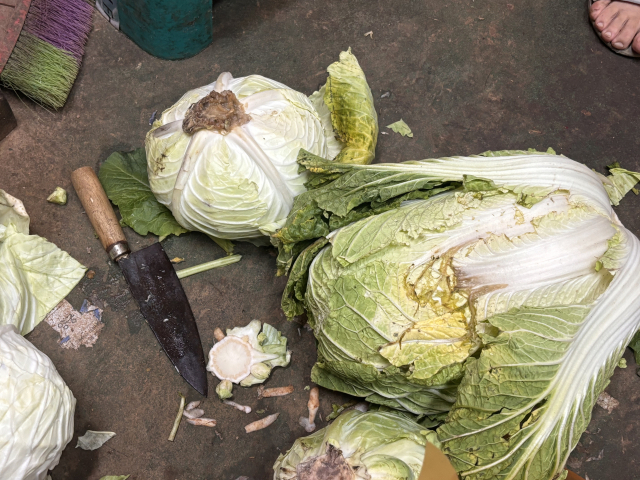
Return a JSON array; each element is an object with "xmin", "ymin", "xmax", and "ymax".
[
  {"xmin": 0, "ymin": 0, "xmax": 93, "ymax": 109},
  {"xmin": 23, "ymin": 0, "xmax": 93, "ymax": 63}
]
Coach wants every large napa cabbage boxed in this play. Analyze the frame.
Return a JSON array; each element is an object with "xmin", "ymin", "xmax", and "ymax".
[
  {"xmin": 274, "ymin": 150, "xmax": 640, "ymax": 479},
  {"xmin": 145, "ymin": 49, "xmax": 377, "ymax": 242}
]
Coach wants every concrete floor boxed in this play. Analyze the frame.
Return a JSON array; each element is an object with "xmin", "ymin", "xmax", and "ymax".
[{"xmin": 2, "ymin": 0, "xmax": 640, "ymax": 478}]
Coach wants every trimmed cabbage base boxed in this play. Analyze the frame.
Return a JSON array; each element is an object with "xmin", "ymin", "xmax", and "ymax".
[{"xmin": 207, "ymin": 320, "xmax": 291, "ymax": 387}]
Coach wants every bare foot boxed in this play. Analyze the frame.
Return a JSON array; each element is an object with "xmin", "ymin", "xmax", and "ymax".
[{"xmin": 590, "ymin": 0, "xmax": 640, "ymax": 53}]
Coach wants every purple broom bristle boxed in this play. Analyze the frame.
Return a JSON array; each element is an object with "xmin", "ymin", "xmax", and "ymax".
[{"xmin": 23, "ymin": 0, "xmax": 94, "ymax": 64}]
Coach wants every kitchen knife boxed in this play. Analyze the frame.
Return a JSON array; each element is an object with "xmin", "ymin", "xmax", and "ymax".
[{"xmin": 71, "ymin": 166, "xmax": 208, "ymax": 396}]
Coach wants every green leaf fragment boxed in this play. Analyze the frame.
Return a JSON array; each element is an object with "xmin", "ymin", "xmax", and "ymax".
[
  {"xmin": 386, "ymin": 119, "xmax": 413, "ymax": 137},
  {"xmin": 46, "ymin": 187, "xmax": 67, "ymax": 205},
  {"xmin": 618, "ymin": 358, "xmax": 627, "ymax": 368},
  {"xmin": 98, "ymin": 148, "xmax": 188, "ymax": 239}
]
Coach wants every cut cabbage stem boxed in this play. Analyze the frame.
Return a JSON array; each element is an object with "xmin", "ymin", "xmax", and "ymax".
[
  {"xmin": 182, "ymin": 408, "xmax": 205, "ymax": 419},
  {"xmin": 214, "ymin": 328, "xmax": 225, "ymax": 342},
  {"xmin": 299, "ymin": 386, "xmax": 320, "ymax": 432},
  {"xmin": 224, "ymin": 400, "xmax": 251, "ymax": 413},
  {"xmin": 258, "ymin": 385, "xmax": 294, "ymax": 399},
  {"xmin": 168, "ymin": 393, "xmax": 186, "ymax": 442},
  {"xmin": 187, "ymin": 417, "xmax": 217, "ymax": 427},
  {"xmin": 245, "ymin": 413, "xmax": 279, "ymax": 433},
  {"xmin": 176, "ymin": 255, "xmax": 242, "ymax": 279}
]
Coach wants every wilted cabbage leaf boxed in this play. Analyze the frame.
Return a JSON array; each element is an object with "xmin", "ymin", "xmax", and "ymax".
[
  {"xmin": 273, "ymin": 410, "xmax": 434, "ymax": 480},
  {"xmin": 386, "ymin": 119, "xmax": 413, "ymax": 137},
  {"xmin": 273, "ymin": 150, "xmax": 640, "ymax": 478},
  {"xmin": 0, "ymin": 324, "xmax": 76, "ymax": 480},
  {"xmin": 0, "ymin": 190, "xmax": 86, "ymax": 335}
]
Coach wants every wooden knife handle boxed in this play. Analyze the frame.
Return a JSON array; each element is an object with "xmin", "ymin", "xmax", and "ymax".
[{"xmin": 71, "ymin": 166, "xmax": 130, "ymax": 260}]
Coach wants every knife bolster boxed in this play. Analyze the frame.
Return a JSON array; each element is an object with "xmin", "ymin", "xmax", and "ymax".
[{"xmin": 108, "ymin": 241, "xmax": 131, "ymax": 261}]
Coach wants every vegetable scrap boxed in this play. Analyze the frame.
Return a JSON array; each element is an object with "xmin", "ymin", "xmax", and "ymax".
[
  {"xmin": 214, "ymin": 327, "xmax": 225, "ymax": 342},
  {"xmin": 187, "ymin": 418, "xmax": 217, "ymax": 427},
  {"xmin": 98, "ymin": 476, "xmax": 130, "ymax": 480},
  {"xmin": 47, "ymin": 187, "xmax": 67, "ymax": 205},
  {"xmin": 207, "ymin": 320, "xmax": 291, "ymax": 387},
  {"xmin": 44, "ymin": 299, "xmax": 104, "ymax": 349},
  {"xmin": 182, "ymin": 408, "xmax": 205, "ymax": 420},
  {"xmin": 175, "ymin": 255, "xmax": 242, "ymax": 279},
  {"xmin": 596, "ymin": 392, "xmax": 619, "ymax": 414},
  {"xmin": 216, "ymin": 379, "xmax": 233, "ymax": 400},
  {"xmin": 245, "ymin": 413, "xmax": 279, "ymax": 433},
  {"xmin": 257, "ymin": 385, "xmax": 294, "ymax": 399},
  {"xmin": 168, "ymin": 394, "xmax": 186, "ymax": 442},
  {"xmin": 170, "ymin": 257, "xmax": 185, "ymax": 264},
  {"xmin": 224, "ymin": 401, "xmax": 252, "ymax": 413},
  {"xmin": 76, "ymin": 431, "xmax": 116, "ymax": 451},
  {"xmin": 299, "ymin": 387, "xmax": 319, "ymax": 432},
  {"xmin": 386, "ymin": 119, "xmax": 413, "ymax": 137},
  {"xmin": 364, "ymin": 31, "xmax": 373, "ymax": 38},
  {"xmin": 185, "ymin": 401, "xmax": 201, "ymax": 411}
]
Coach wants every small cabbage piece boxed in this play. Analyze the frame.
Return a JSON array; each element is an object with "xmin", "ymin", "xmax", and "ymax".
[
  {"xmin": 275, "ymin": 150, "xmax": 640, "ymax": 478},
  {"xmin": 145, "ymin": 49, "xmax": 377, "ymax": 241},
  {"xmin": 0, "ymin": 324, "xmax": 76, "ymax": 480},
  {"xmin": 273, "ymin": 410, "xmax": 434, "ymax": 480},
  {"xmin": 0, "ymin": 190, "xmax": 86, "ymax": 335},
  {"xmin": 216, "ymin": 379, "xmax": 233, "ymax": 400},
  {"xmin": 207, "ymin": 320, "xmax": 291, "ymax": 387}
]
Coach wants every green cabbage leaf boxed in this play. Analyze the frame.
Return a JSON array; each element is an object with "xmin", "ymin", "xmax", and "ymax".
[{"xmin": 0, "ymin": 190, "xmax": 86, "ymax": 335}]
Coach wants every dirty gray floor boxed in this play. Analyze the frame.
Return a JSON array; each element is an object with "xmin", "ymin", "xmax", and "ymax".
[{"xmin": 2, "ymin": 0, "xmax": 640, "ymax": 478}]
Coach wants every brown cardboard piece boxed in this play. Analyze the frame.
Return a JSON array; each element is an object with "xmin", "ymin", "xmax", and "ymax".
[
  {"xmin": 417, "ymin": 446, "xmax": 584, "ymax": 480},
  {"xmin": 418, "ymin": 443, "xmax": 458, "ymax": 480}
]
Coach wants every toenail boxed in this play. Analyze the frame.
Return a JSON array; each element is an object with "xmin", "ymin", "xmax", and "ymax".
[
  {"xmin": 597, "ymin": 21, "xmax": 604, "ymax": 27},
  {"xmin": 614, "ymin": 41, "xmax": 624, "ymax": 48},
  {"xmin": 604, "ymin": 31, "xmax": 612, "ymax": 37}
]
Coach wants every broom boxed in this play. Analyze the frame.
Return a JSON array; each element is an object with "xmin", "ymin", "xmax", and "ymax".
[{"xmin": 0, "ymin": 0, "xmax": 93, "ymax": 109}]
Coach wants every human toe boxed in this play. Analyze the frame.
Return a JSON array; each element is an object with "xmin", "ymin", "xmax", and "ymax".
[
  {"xmin": 601, "ymin": 13, "xmax": 626, "ymax": 41},
  {"xmin": 594, "ymin": 3, "xmax": 619, "ymax": 32},
  {"xmin": 611, "ymin": 21, "xmax": 640, "ymax": 49},
  {"xmin": 590, "ymin": 0, "xmax": 612, "ymax": 20},
  {"xmin": 632, "ymin": 32, "xmax": 640, "ymax": 53}
]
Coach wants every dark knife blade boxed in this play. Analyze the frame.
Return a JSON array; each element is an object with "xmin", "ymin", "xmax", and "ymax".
[{"xmin": 119, "ymin": 243, "xmax": 208, "ymax": 396}]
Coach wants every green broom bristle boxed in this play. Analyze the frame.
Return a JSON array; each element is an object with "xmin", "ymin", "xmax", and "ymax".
[{"xmin": 0, "ymin": 31, "xmax": 79, "ymax": 110}]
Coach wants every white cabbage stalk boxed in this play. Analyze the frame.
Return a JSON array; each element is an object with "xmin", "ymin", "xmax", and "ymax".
[
  {"xmin": 0, "ymin": 324, "xmax": 76, "ymax": 480},
  {"xmin": 0, "ymin": 190, "xmax": 86, "ymax": 335},
  {"xmin": 207, "ymin": 320, "xmax": 291, "ymax": 387},
  {"xmin": 289, "ymin": 152, "xmax": 640, "ymax": 479},
  {"xmin": 146, "ymin": 74, "xmax": 341, "ymax": 241},
  {"xmin": 273, "ymin": 410, "xmax": 435, "ymax": 480}
]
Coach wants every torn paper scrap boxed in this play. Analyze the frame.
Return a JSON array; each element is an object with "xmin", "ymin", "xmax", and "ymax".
[{"xmin": 45, "ymin": 299, "xmax": 104, "ymax": 349}]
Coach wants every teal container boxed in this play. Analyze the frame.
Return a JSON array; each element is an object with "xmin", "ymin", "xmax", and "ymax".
[{"xmin": 118, "ymin": 0, "xmax": 213, "ymax": 60}]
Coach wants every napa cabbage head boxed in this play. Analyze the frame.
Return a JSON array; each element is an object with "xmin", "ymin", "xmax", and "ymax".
[
  {"xmin": 145, "ymin": 49, "xmax": 377, "ymax": 242},
  {"xmin": 0, "ymin": 190, "xmax": 86, "ymax": 335},
  {"xmin": 275, "ymin": 150, "xmax": 640, "ymax": 479},
  {"xmin": 273, "ymin": 409, "xmax": 435, "ymax": 480}
]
